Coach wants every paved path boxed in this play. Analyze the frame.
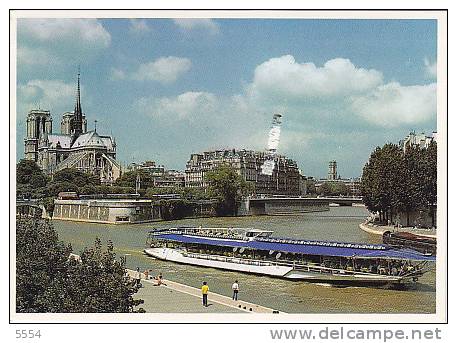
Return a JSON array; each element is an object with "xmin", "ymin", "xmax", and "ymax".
[
  {"xmin": 127, "ymin": 270, "xmax": 280, "ymax": 314},
  {"xmin": 359, "ymin": 222, "xmax": 436, "ymax": 238}
]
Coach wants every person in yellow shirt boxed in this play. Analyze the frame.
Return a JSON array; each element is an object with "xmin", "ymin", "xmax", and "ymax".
[{"xmin": 201, "ymin": 281, "xmax": 209, "ymax": 307}]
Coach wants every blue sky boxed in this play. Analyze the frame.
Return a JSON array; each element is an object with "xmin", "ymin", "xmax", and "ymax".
[{"xmin": 16, "ymin": 18, "xmax": 437, "ymax": 178}]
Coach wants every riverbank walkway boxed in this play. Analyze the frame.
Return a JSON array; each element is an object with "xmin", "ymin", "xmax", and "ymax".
[
  {"xmin": 126, "ymin": 270, "xmax": 280, "ymax": 313},
  {"xmin": 359, "ymin": 221, "xmax": 436, "ymax": 238}
]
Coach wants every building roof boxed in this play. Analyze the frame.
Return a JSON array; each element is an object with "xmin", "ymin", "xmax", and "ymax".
[
  {"xmin": 71, "ymin": 131, "xmax": 113, "ymax": 149},
  {"xmin": 47, "ymin": 134, "xmax": 72, "ymax": 149},
  {"xmin": 152, "ymin": 233, "xmax": 436, "ymax": 261},
  {"xmin": 44, "ymin": 131, "xmax": 115, "ymax": 152}
]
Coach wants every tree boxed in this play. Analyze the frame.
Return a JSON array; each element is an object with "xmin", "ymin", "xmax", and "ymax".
[
  {"xmin": 318, "ymin": 182, "xmax": 333, "ymax": 196},
  {"xmin": 16, "ymin": 160, "xmax": 49, "ymax": 199},
  {"xmin": 361, "ymin": 142, "xmax": 437, "ymax": 227},
  {"xmin": 158, "ymin": 199, "xmax": 195, "ymax": 220},
  {"xmin": 46, "ymin": 181, "xmax": 79, "ymax": 197},
  {"xmin": 205, "ymin": 165, "xmax": 251, "ymax": 216},
  {"xmin": 332, "ymin": 182, "xmax": 349, "ymax": 196},
  {"xmin": 361, "ymin": 144, "xmax": 404, "ymax": 224},
  {"xmin": 423, "ymin": 141, "xmax": 437, "ymax": 226},
  {"xmin": 16, "ymin": 218, "xmax": 72, "ymax": 312},
  {"xmin": 17, "ymin": 160, "xmax": 46, "ymax": 185},
  {"xmin": 399, "ymin": 146, "xmax": 424, "ymax": 226},
  {"xmin": 53, "ymin": 168, "xmax": 100, "ymax": 187},
  {"xmin": 114, "ymin": 170, "xmax": 155, "ymax": 192},
  {"xmin": 304, "ymin": 179, "xmax": 317, "ymax": 195},
  {"xmin": 16, "ymin": 218, "xmax": 144, "ymax": 313},
  {"xmin": 318, "ymin": 182, "xmax": 349, "ymax": 196}
]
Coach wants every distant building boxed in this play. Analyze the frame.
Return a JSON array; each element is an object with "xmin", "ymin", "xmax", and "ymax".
[
  {"xmin": 24, "ymin": 71, "xmax": 121, "ymax": 184},
  {"xmin": 127, "ymin": 161, "xmax": 185, "ymax": 188},
  {"xmin": 127, "ymin": 160, "xmax": 165, "ymax": 176},
  {"xmin": 399, "ymin": 131, "xmax": 437, "ymax": 152},
  {"xmin": 185, "ymin": 149, "xmax": 300, "ymax": 196},
  {"xmin": 312, "ymin": 160, "xmax": 361, "ymax": 196},
  {"xmin": 153, "ymin": 170, "xmax": 185, "ymax": 188},
  {"xmin": 327, "ymin": 160, "xmax": 338, "ymax": 181},
  {"xmin": 315, "ymin": 178, "xmax": 361, "ymax": 197}
]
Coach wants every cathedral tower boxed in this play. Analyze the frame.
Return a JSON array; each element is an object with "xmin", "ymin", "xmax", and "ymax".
[
  {"xmin": 72, "ymin": 69, "xmax": 84, "ymax": 138},
  {"xmin": 24, "ymin": 109, "xmax": 52, "ymax": 161}
]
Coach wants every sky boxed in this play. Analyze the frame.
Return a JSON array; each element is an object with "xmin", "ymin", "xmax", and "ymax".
[{"xmin": 15, "ymin": 18, "xmax": 437, "ymax": 178}]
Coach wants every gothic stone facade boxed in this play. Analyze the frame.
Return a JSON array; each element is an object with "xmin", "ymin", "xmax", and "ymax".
[{"xmin": 24, "ymin": 73, "xmax": 121, "ymax": 184}]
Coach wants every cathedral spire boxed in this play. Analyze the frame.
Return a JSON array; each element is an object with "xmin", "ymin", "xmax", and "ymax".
[{"xmin": 73, "ymin": 66, "xmax": 83, "ymax": 136}]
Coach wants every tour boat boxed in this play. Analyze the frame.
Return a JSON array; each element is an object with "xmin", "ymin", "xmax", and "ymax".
[
  {"xmin": 144, "ymin": 227, "xmax": 435, "ymax": 286},
  {"xmin": 382, "ymin": 230, "xmax": 436, "ymax": 255}
]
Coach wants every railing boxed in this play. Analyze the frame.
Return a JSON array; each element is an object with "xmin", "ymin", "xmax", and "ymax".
[
  {"xmin": 178, "ymin": 250, "xmax": 425, "ymax": 277},
  {"xmin": 181, "ymin": 251, "xmax": 366, "ymax": 275},
  {"xmin": 150, "ymin": 227, "xmax": 251, "ymax": 241}
]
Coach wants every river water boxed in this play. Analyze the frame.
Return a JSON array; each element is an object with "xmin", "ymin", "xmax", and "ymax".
[{"xmin": 53, "ymin": 206, "xmax": 435, "ymax": 313}]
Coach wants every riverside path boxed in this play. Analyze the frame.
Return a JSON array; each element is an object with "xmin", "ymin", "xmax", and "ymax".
[{"xmin": 127, "ymin": 270, "xmax": 280, "ymax": 313}]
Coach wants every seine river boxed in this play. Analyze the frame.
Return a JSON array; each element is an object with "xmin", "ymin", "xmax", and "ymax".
[{"xmin": 53, "ymin": 206, "xmax": 435, "ymax": 313}]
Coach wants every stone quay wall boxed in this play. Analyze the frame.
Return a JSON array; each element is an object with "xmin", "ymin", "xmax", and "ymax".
[{"xmin": 53, "ymin": 199, "xmax": 162, "ymax": 224}]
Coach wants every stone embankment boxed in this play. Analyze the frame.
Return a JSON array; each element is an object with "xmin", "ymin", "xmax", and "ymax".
[{"xmin": 359, "ymin": 221, "xmax": 436, "ymax": 239}]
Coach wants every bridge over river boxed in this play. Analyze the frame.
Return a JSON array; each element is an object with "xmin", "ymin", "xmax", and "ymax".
[{"xmin": 239, "ymin": 196, "xmax": 364, "ymax": 216}]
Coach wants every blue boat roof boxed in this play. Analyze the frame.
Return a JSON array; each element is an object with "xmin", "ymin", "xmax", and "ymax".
[{"xmin": 152, "ymin": 233, "xmax": 435, "ymax": 261}]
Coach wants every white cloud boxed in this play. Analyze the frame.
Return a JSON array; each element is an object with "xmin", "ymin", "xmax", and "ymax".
[
  {"xmin": 110, "ymin": 67, "xmax": 126, "ymax": 80},
  {"xmin": 136, "ymin": 92, "xmax": 217, "ymax": 120},
  {"xmin": 248, "ymin": 55, "xmax": 383, "ymax": 101},
  {"xmin": 19, "ymin": 19, "xmax": 111, "ymax": 46},
  {"xmin": 17, "ymin": 79, "xmax": 76, "ymax": 117},
  {"xmin": 129, "ymin": 19, "xmax": 151, "ymax": 34},
  {"xmin": 424, "ymin": 57, "xmax": 437, "ymax": 79},
  {"xmin": 132, "ymin": 56, "xmax": 191, "ymax": 84},
  {"xmin": 351, "ymin": 82, "xmax": 437, "ymax": 127},
  {"xmin": 17, "ymin": 46, "xmax": 53, "ymax": 66},
  {"xmin": 17, "ymin": 19, "xmax": 111, "ymax": 70},
  {"xmin": 173, "ymin": 19, "xmax": 220, "ymax": 34},
  {"xmin": 242, "ymin": 55, "xmax": 437, "ymax": 129}
]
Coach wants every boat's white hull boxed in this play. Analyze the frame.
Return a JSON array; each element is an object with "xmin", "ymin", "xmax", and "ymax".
[{"xmin": 144, "ymin": 247, "xmax": 413, "ymax": 285}]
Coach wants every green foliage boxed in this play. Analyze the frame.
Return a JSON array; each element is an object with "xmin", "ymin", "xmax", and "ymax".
[
  {"xmin": 145, "ymin": 186, "xmax": 209, "ymax": 201},
  {"xmin": 304, "ymin": 179, "xmax": 317, "ymax": 195},
  {"xmin": 17, "ymin": 160, "xmax": 47, "ymax": 185},
  {"xmin": 42, "ymin": 197, "xmax": 55, "ymax": 215},
  {"xmin": 16, "ymin": 160, "xmax": 49, "ymax": 199},
  {"xmin": 361, "ymin": 142, "xmax": 437, "ymax": 226},
  {"xmin": 53, "ymin": 168, "xmax": 100, "ymax": 187},
  {"xmin": 46, "ymin": 181, "xmax": 79, "ymax": 197},
  {"xmin": 114, "ymin": 170, "xmax": 155, "ymax": 191},
  {"xmin": 16, "ymin": 218, "xmax": 72, "ymax": 312},
  {"xmin": 205, "ymin": 165, "xmax": 251, "ymax": 216},
  {"xmin": 16, "ymin": 218, "xmax": 144, "ymax": 313},
  {"xmin": 181, "ymin": 187, "xmax": 210, "ymax": 200},
  {"xmin": 158, "ymin": 199, "xmax": 196, "ymax": 220},
  {"xmin": 318, "ymin": 182, "xmax": 349, "ymax": 196}
]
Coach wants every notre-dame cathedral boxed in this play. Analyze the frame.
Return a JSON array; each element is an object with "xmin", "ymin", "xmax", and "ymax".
[{"xmin": 24, "ymin": 72, "xmax": 121, "ymax": 184}]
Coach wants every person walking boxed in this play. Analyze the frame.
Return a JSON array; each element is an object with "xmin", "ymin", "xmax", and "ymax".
[
  {"xmin": 232, "ymin": 280, "xmax": 239, "ymax": 301},
  {"xmin": 201, "ymin": 281, "xmax": 209, "ymax": 307},
  {"xmin": 135, "ymin": 267, "xmax": 141, "ymax": 287}
]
